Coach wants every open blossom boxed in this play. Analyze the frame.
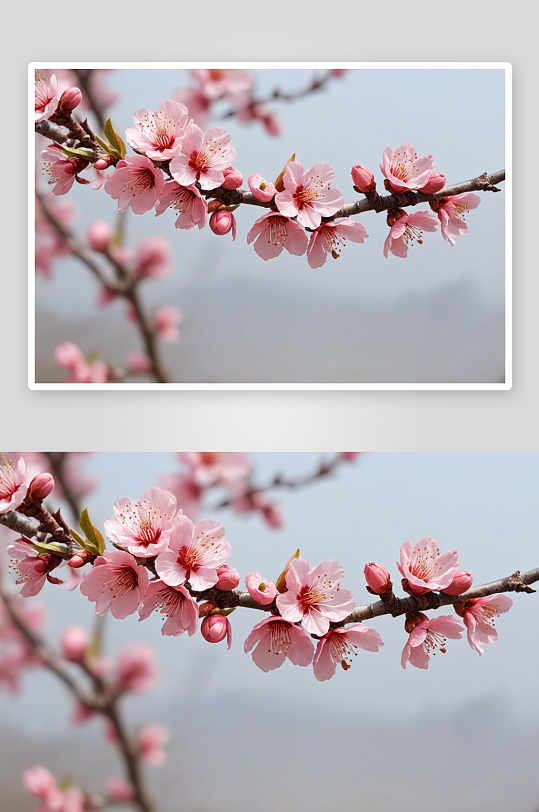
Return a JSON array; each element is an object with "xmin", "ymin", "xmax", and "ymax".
[
  {"xmin": 276, "ymin": 557, "xmax": 356, "ymax": 636},
  {"xmin": 437, "ymin": 193, "xmax": 481, "ymax": 245},
  {"xmin": 125, "ymin": 100, "xmax": 188, "ymax": 160},
  {"xmin": 275, "ymin": 161, "xmax": 344, "ymax": 229},
  {"xmin": 80, "ymin": 549, "xmax": 149, "ymax": 619},
  {"xmin": 155, "ymin": 306, "xmax": 182, "ymax": 343},
  {"xmin": 137, "ymin": 724, "xmax": 169, "ymax": 766},
  {"xmin": 180, "ymin": 452, "xmax": 251, "ymax": 488},
  {"xmin": 401, "ymin": 613, "xmax": 464, "ymax": 669},
  {"xmin": 138, "ymin": 579, "xmax": 198, "ymax": 637},
  {"xmin": 7, "ymin": 538, "xmax": 62, "ymax": 598},
  {"xmin": 55, "ymin": 342, "xmax": 109, "ymax": 383},
  {"xmin": 169, "ymin": 123, "xmax": 236, "ymax": 190},
  {"xmin": 41, "ymin": 144, "xmax": 78, "ymax": 196},
  {"xmin": 104, "ymin": 487, "xmax": 178, "ymax": 557},
  {"xmin": 462, "ymin": 594, "xmax": 513, "ymax": 655},
  {"xmin": 397, "ymin": 537, "xmax": 459, "ymax": 594},
  {"xmin": 104, "ymin": 154, "xmax": 164, "ymax": 214},
  {"xmin": 380, "ymin": 143, "xmax": 434, "ymax": 192},
  {"xmin": 247, "ymin": 212, "xmax": 308, "ymax": 260},
  {"xmin": 24, "ymin": 766, "xmax": 84, "ymax": 812},
  {"xmin": 248, "ymin": 173, "xmax": 276, "ymax": 202},
  {"xmin": 155, "ymin": 515, "xmax": 231, "ymax": 590},
  {"xmin": 133, "ymin": 236, "xmax": 173, "ymax": 279},
  {"xmin": 113, "ymin": 644, "xmax": 158, "ymax": 693},
  {"xmin": 383, "ymin": 210, "xmax": 438, "ymax": 259},
  {"xmin": 0, "ymin": 456, "xmax": 27, "ymax": 513},
  {"xmin": 313, "ymin": 624, "xmax": 384, "ymax": 681},
  {"xmin": 307, "ymin": 219, "xmax": 368, "ymax": 268},
  {"xmin": 35, "ymin": 71, "xmax": 59, "ymax": 121},
  {"xmin": 244, "ymin": 616, "xmax": 314, "ymax": 672},
  {"xmin": 155, "ymin": 180, "xmax": 208, "ymax": 230},
  {"xmin": 245, "ymin": 572, "xmax": 278, "ymax": 605}
]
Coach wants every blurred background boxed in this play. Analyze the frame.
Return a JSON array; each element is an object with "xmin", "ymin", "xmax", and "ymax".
[
  {"xmin": 34, "ymin": 67, "xmax": 506, "ymax": 383},
  {"xmin": 1, "ymin": 452, "xmax": 537, "ymax": 810}
]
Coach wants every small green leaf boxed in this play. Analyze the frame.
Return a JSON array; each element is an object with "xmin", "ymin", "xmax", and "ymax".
[
  {"xmin": 79, "ymin": 508, "xmax": 105, "ymax": 556},
  {"xmin": 59, "ymin": 146, "xmax": 93, "ymax": 159},
  {"xmin": 28, "ymin": 540, "xmax": 66, "ymax": 555},
  {"xmin": 103, "ymin": 117, "xmax": 126, "ymax": 159},
  {"xmin": 95, "ymin": 135, "xmax": 120, "ymax": 159},
  {"xmin": 70, "ymin": 528, "xmax": 97, "ymax": 555}
]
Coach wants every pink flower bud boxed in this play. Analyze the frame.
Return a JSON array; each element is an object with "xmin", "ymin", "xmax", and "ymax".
[
  {"xmin": 245, "ymin": 572, "xmax": 278, "ymax": 605},
  {"xmin": 209, "ymin": 210, "xmax": 236, "ymax": 239},
  {"xmin": 351, "ymin": 164, "xmax": 375, "ymax": 194},
  {"xmin": 222, "ymin": 167, "xmax": 243, "ymax": 190},
  {"xmin": 68, "ymin": 550, "xmax": 94, "ymax": 568},
  {"xmin": 87, "ymin": 220, "xmax": 113, "ymax": 253},
  {"xmin": 107, "ymin": 778, "xmax": 135, "ymax": 802},
  {"xmin": 420, "ymin": 173, "xmax": 446, "ymax": 194},
  {"xmin": 28, "ymin": 473, "xmax": 55, "ymax": 501},
  {"xmin": 59, "ymin": 87, "xmax": 82, "ymax": 113},
  {"xmin": 364, "ymin": 562, "xmax": 391, "ymax": 595},
  {"xmin": 215, "ymin": 565, "xmax": 240, "ymax": 591},
  {"xmin": 201, "ymin": 614, "xmax": 230, "ymax": 645},
  {"xmin": 442, "ymin": 570, "xmax": 473, "ymax": 595},
  {"xmin": 94, "ymin": 158, "xmax": 109, "ymax": 170},
  {"xmin": 61, "ymin": 625, "xmax": 89, "ymax": 662}
]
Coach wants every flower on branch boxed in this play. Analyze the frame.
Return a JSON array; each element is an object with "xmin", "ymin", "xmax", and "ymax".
[
  {"xmin": 0, "ymin": 456, "xmax": 27, "ymax": 513},
  {"xmin": 397, "ymin": 537, "xmax": 459, "ymax": 595},
  {"xmin": 35, "ymin": 71, "xmax": 59, "ymax": 122},
  {"xmin": 461, "ymin": 594, "xmax": 513, "ymax": 655},
  {"xmin": 244, "ymin": 616, "xmax": 314, "ymax": 672},
  {"xmin": 436, "ymin": 193, "xmax": 481, "ymax": 245},
  {"xmin": 383, "ymin": 210, "xmax": 438, "ymax": 259},
  {"xmin": 380, "ymin": 143, "xmax": 434, "ymax": 193},
  {"xmin": 307, "ymin": 218, "xmax": 369, "ymax": 268},
  {"xmin": 55, "ymin": 342, "xmax": 109, "ymax": 383},
  {"xmin": 113, "ymin": 643, "xmax": 159, "ymax": 693},
  {"xmin": 7, "ymin": 538, "xmax": 62, "ymax": 598},
  {"xmin": 401, "ymin": 613, "xmax": 464, "ymax": 670},
  {"xmin": 276, "ymin": 556, "xmax": 356, "ymax": 636},
  {"xmin": 169, "ymin": 123, "xmax": 236, "ymax": 191},
  {"xmin": 245, "ymin": 572, "xmax": 278, "ymax": 605},
  {"xmin": 155, "ymin": 515, "xmax": 231, "ymax": 591},
  {"xmin": 103, "ymin": 487, "xmax": 178, "ymax": 557},
  {"xmin": 246, "ymin": 212, "xmax": 308, "ymax": 260},
  {"xmin": 80, "ymin": 549, "xmax": 149, "ymax": 619},
  {"xmin": 137, "ymin": 724, "xmax": 169, "ymax": 766},
  {"xmin": 104, "ymin": 154, "xmax": 164, "ymax": 215},
  {"xmin": 313, "ymin": 623, "xmax": 384, "ymax": 681},
  {"xmin": 155, "ymin": 180, "xmax": 208, "ymax": 230},
  {"xmin": 125, "ymin": 100, "xmax": 189, "ymax": 161},
  {"xmin": 274, "ymin": 160, "xmax": 344, "ymax": 229},
  {"xmin": 138, "ymin": 579, "xmax": 199, "ymax": 637}
]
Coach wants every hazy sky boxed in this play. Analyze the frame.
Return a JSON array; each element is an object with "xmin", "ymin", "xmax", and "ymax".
[{"xmin": 35, "ymin": 67, "xmax": 507, "ymax": 383}]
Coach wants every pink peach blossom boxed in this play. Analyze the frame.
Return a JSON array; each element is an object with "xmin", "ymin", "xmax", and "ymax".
[
  {"xmin": 113, "ymin": 644, "xmax": 158, "ymax": 693},
  {"xmin": 397, "ymin": 537, "xmax": 459, "ymax": 594},
  {"xmin": 40, "ymin": 144, "xmax": 78, "ymax": 196},
  {"xmin": 442, "ymin": 570, "xmax": 473, "ymax": 595},
  {"xmin": 107, "ymin": 777, "xmax": 135, "ymax": 802},
  {"xmin": 437, "ymin": 193, "xmax": 481, "ymax": 245},
  {"xmin": 248, "ymin": 173, "xmax": 276, "ymax": 202},
  {"xmin": 137, "ymin": 724, "xmax": 169, "ymax": 766},
  {"xmin": 24, "ymin": 765, "xmax": 63, "ymax": 808},
  {"xmin": 155, "ymin": 515, "xmax": 230, "ymax": 591},
  {"xmin": 420, "ymin": 173, "xmax": 446, "ymax": 194},
  {"xmin": 463, "ymin": 594, "xmax": 513, "ymax": 655},
  {"xmin": 380, "ymin": 143, "xmax": 434, "ymax": 192},
  {"xmin": 133, "ymin": 236, "xmax": 172, "ymax": 279},
  {"xmin": 244, "ymin": 616, "xmax": 314, "ymax": 672},
  {"xmin": 383, "ymin": 210, "xmax": 438, "ymax": 259},
  {"xmin": 155, "ymin": 306, "xmax": 182, "ymax": 343},
  {"xmin": 103, "ymin": 487, "xmax": 178, "ymax": 557},
  {"xmin": 169, "ymin": 123, "xmax": 236, "ymax": 191},
  {"xmin": 246, "ymin": 212, "xmax": 308, "ymax": 260},
  {"xmin": 7, "ymin": 538, "xmax": 61, "ymax": 597},
  {"xmin": 401, "ymin": 613, "xmax": 464, "ymax": 669},
  {"xmin": 275, "ymin": 161, "xmax": 344, "ymax": 229},
  {"xmin": 179, "ymin": 452, "xmax": 251, "ymax": 488},
  {"xmin": 104, "ymin": 155, "xmax": 164, "ymax": 214},
  {"xmin": 138, "ymin": 579, "xmax": 198, "ymax": 637},
  {"xmin": 80, "ymin": 549, "xmax": 149, "ymax": 619},
  {"xmin": 313, "ymin": 624, "xmax": 384, "ymax": 681},
  {"xmin": 58, "ymin": 86, "xmax": 82, "ymax": 114},
  {"xmin": 215, "ymin": 565, "xmax": 240, "ymax": 590},
  {"xmin": 55, "ymin": 342, "xmax": 109, "ymax": 384},
  {"xmin": 28, "ymin": 472, "xmax": 54, "ymax": 501},
  {"xmin": 125, "ymin": 100, "xmax": 188, "ymax": 161},
  {"xmin": 209, "ymin": 210, "xmax": 236, "ymax": 240},
  {"xmin": 307, "ymin": 218, "xmax": 369, "ymax": 268},
  {"xmin": 364, "ymin": 562, "xmax": 391, "ymax": 595},
  {"xmin": 60, "ymin": 626, "xmax": 89, "ymax": 662},
  {"xmin": 222, "ymin": 167, "xmax": 243, "ymax": 189},
  {"xmin": 276, "ymin": 557, "xmax": 356, "ymax": 636},
  {"xmin": 200, "ymin": 614, "xmax": 232, "ymax": 648},
  {"xmin": 128, "ymin": 352, "xmax": 153, "ymax": 374},
  {"xmin": 245, "ymin": 572, "xmax": 278, "ymax": 605},
  {"xmin": 35, "ymin": 71, "xmax": 59, "ymax": 122},
  {"xmin": 190, "ymin": 68, "xmax": 253, "ymax": 100},
  {"xmin": 155, "ymin": 180, "xmax": 208, "ymax": 230},
  {"xmin": 87, "ymin": 220, "xmax": 112, "ymax": 253},
  {"xmin": 0, "ymin": 456, "xmax": 27, "ymax": 513},
  {"xmin": 351, "ymin": 165, "xmax": 375, "ymax": 194}
]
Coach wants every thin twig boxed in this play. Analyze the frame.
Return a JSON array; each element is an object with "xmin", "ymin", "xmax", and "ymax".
[{"xmin": 42, "ymin": 452, "xmax": 83, "ymax": 524}]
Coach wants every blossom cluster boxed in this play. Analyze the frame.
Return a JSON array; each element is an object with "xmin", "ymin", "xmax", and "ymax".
[
  {"xmin": 35, "ymin": 69, "xmax": 484, "ymax": 274},
  {"xmin": 1, "ymin": 456, "xmax": 515, "ymax": 687}
]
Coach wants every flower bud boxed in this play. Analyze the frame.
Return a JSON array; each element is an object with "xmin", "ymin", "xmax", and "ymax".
[
  {"xmin": 351, "ymin": 165, "xmax": 375, "ymax": 194},
  {"xmin": 442, "ymin": 570, "xmax": 473, "ymax": 595},
  {"xmin": 28, "ymin": 473, "xmax": 55, "ymax": 501},
  {"xmin": 420, "ymin": 173, "xmax": 446, "ymax": 194},
  {"xmin": 198, "ymin": 601, "xmax": 218, "ymax": 618},
  {"xmin": 201, "ymin": 614, "xmax": 228, "ymax": 643},
  {"xmin": 94, "ymin": 158, "xmax": 110, "ymax": 170},
  {"xmin": 222, "ymin": 167, "xmax": 243, "ymax": 190},
  {"xmin": 364, "ymin": 562, "xmax": 391, "ymax": 595},
  {"xmin": 59, "ymin": 87, "xmax": 82, "ymax": 113},
  {"xmin": 87, "ymin": 220, "xmax": 113, "ymax": 253},
  {"xmin": 245, "ymin": 572, "xmax": 278, "ymax": 605},
  {"xmin": 68, "ymin": 550, "xmax": 94, "ymax": 568},
  {"xmin": 209, "ymin": 210, "xmax": 235, "ymax": 237},
  {"xmin": 61, "ymin": 625, "xmax": 89, "ymax": 662},
  {"xmin": 215, "ymin": 565, "xmax": 240, "ymax": 591}
]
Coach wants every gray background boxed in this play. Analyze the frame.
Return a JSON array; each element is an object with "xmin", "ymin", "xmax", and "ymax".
[
  {"xmin": 1, "ymin": 452, "xmax": 538, "ymax": 810},
  {"xmin": 34, "ymin": 67, "xmax": 505, "ymax": 384}
]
